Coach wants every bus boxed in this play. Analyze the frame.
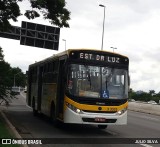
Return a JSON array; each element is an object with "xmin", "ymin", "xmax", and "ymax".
[{"xmin": 26, "ymin": 49, "xmax": 129, "ymax": 129}]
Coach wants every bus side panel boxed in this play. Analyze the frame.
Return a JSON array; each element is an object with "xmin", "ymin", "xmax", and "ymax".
[
  {"xmin": 40, "ymin": 59, "xmax": 59, "ymax": 117},
  {"xmin": 41, "ymin": 83, "xmax": 57, "ymax": 116},
  {"xmin": 27, "ymin": 67, "xmax": 38, "ymax": 108},
  {"xmin": 31, "ymin": 83, "xmax": 38, "ymax": 108},
  {"xmin": 26, "ymin": 69, "xmax": 31, "ymax": 106},
  {"xmin": 56, "ymin": 59, "xmax": 66, "ymax": 121},
  {"xmin": 37, "ymin": 66, "xmax": 43, "ymax": 111}
]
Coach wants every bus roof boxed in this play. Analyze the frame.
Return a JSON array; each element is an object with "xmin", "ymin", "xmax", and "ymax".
[
  {"xmin": 53, "ymin": 48, "xmax": 128, "ymax": 59},
  {"xmin": 29, "ymin": 48, "xmax": 128, "ymax": 67}
]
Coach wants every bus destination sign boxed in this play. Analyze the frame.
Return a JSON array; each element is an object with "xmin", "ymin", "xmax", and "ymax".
[
  {"xmin": 80, "ymin": 53, "xmax": 120, "ymax": 63},
  {"xmin": 70, "ymin": 51, "xmax": 128, "ymax": 64}
]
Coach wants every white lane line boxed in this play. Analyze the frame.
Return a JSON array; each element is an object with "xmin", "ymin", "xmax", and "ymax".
[
  {"xmin": 140, "ymin": 116, "xmax": 159, "ymax": 121},
  {"xmin": 130, "ymin": 112, "xmax": 160, "ymax": 121},
  {"xmin": 20, "ymin": 92, "xmax": 26, "ymax": 99},
  {"xmin": 140, "ymin": 144, "xmax": 153, "ymax": 147}
]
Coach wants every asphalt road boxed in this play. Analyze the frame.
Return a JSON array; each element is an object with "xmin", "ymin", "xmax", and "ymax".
[{"xmin": 2, "ymin": 93, "xmax": 160, "ymax": 147}]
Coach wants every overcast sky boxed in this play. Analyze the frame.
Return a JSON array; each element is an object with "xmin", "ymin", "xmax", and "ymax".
[{"xmin": 0, "ymin": 0, "xmax": 160, "ymax": 93}]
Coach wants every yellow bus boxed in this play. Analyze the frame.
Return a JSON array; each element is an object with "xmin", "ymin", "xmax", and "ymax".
[{"xmin": 26, "ymin": 49, "xmax": 129, "ymax": 129}]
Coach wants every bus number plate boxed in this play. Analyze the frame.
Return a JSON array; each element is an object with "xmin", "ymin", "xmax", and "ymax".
[{"xmin": 95, "ymin": 118, "xmax": 106, "ymax": 122}]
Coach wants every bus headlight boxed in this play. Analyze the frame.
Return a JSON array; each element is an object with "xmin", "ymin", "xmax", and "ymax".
[
  {"xmin": 117, "ymin": 108, "xmax": 127, "ymax": 115},
  {"xmin": 66, "ymin": 102, "xmax": 82, "ymax": 114}
]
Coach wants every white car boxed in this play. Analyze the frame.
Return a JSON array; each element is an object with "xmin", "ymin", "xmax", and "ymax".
[
  {"xmin": 11, "ymin": 87, "xmax": 20, "ymax": 95},
  {"xmin": 147, "ymin": 100, "xmax": 157, "ymax": 105}
]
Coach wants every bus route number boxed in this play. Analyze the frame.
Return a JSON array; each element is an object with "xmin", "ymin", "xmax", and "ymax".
[{"xmin": 107, "ymin": 107, "xmax": 117, "ymax": 112}]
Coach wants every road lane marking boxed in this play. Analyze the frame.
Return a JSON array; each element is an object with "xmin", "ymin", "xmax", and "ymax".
[
  {"xmin": 140, "ymin": 144, "xmax": 153, "ymax": 147},
  {"xmin": 129, "ymin": 111, "xmax": 160, "ymax": 122},
  {"xmin": 20, "ymin": 92, "xmax": 26, "ymax": 99},
  {"xmin": 140, "ymin": 116, "xmax": 159, "ymax": 121}
]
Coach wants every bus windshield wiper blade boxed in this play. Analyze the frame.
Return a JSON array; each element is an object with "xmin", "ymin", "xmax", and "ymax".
[
  {"xmin": 87, "ymin": 71, "xmax": 91, "ymax": 88},
  {"xmin": 85, "ymin": 66, "xmax": 92, "ymax": 89}
]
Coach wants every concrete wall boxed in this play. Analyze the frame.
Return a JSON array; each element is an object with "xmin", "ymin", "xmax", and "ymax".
[{"xmin": 128, "ymin": 102, "xmax": 160, "ymax": 115}]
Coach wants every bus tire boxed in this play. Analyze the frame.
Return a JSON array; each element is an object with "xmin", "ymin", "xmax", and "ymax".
[
  {"xmin": 32, "ymin": 98, "xmax": 37, "ymax": 116},
  {"xmin": 98, "ymin": 125, "xmax": 107, "ymax": 129}
]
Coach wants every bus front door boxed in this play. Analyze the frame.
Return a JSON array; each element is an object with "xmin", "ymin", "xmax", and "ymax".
[{"xmin": 56, "ymin": 59, "xmax": 66, "ymax": 120}]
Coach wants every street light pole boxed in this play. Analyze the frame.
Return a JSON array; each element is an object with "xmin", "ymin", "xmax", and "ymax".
[
  {"xmin": 62, "ymin": 39, "xmax": 66, "ymax": 51},
  {"xmin": 110, "ymin": 47, "xmax": 117, "ymax": 52},
  {"xmin": 99, "ymin": 4, "xmax": 106, "ymax": 51}
]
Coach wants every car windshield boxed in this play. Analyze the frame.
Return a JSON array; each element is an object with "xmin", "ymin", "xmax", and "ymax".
[{"xmin": 67, "ymin": 64, "xmax": 128, "ymax": 99}]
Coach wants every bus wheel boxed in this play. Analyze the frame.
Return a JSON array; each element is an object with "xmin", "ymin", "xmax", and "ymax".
[
  {"xmin": 98, "ymin": 125, "xmax": 107, "ymax": 129},
  {"xmin": 32, "ymin": 98, "xmax": 37, "ymax": 116}
]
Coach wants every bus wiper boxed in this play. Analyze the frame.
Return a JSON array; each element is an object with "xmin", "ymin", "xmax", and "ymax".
[
  {"xmin": 87, "ymin": 70, "xmax": 91, "ymax": 88},
  {"xmin": 104, "ymin": 68, "xmax": 114, "ymax": 97},
  {"xmin": 105, "ymin": 80, "xmax": 108, "ymax": 91},
  {"xmin": 106, "ymin": 68, "xmax": 114, "ymax": 82},
  {"xmin": 85, "ymin": 66, "xmax": 92, "ymax": 89}
]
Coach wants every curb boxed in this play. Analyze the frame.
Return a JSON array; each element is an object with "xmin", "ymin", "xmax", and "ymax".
[{"xmin": 0, "ymin": 110, "xmax": 29, "ymax": 147}]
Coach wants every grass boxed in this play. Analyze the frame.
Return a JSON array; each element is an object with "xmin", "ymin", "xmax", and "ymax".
[{"xmin": 0, "ymin": 113, "xmax": 20, "ymax": 147}]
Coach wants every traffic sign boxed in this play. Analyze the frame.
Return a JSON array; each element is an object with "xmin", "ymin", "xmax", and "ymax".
[{"xmin": 0, "ymin": 21, "xmax": 60, "ymax": 50}]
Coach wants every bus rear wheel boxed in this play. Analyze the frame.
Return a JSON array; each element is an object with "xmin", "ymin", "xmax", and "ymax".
[{"xmin": 98, "ymin": 125, "xmax": 108, "ymax": 129}]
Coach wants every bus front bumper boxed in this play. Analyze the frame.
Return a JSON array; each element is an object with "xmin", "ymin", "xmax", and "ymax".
[{"xmin": 63, "ymin": 107, "xmax": 127, "ymax": 125}]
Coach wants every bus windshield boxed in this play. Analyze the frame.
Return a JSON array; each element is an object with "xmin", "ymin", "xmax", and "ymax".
[{"xmin": 67, "ymin": 64, "xmax": 128, "ymax": 99}]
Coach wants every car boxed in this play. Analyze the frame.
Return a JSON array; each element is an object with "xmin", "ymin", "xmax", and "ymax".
[
  {"xmin": 24, "ymin": 88, "xmax": 27, "ymax": 93},
  {"xmin": 147, "ymin": 100, "xmax": 157, "ymax": 105},
  {"xmin": 129, "ymin": 99, "xmax": 135, "ymax": 102},
  {"xmin": 11, "ymin": 86, "xmax": 20, "ymax": 95}
]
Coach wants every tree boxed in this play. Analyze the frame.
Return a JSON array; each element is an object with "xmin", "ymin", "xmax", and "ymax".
[
  {"xmin": 0, "ymin": 45, "xmax": 4, "ymax": 61},
  {"xmin": 11, "ymin": 67, "xmax": 26, "ymax": 87},
  {"xmin": 0, "ymin": 47, "xmax": 26, "ymax": 105},
  {"xmin": 0, "ymin": 0, "xmax": 70, "ymax": 31},
  {"xmin": 0, "ymin": 46, "xmax": 12, "ymax": 104},
  {"xmin": 149, "ymin": 90, "xmax": 155, "ymax": 96}
]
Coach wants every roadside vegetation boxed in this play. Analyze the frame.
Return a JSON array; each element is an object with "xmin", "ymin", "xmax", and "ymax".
[
  {"xmin": 0, "ymin": 0, "xmax": 70, "ymax": 105},
  {"xmin": 0, "ymin": 47, "xmax": 26, "ymax": 105},
  {"xmin": 129, "ymin": 89, "xmax": 160, "ymax": 104},
  {"xmin": 0, "ymin": 0, "xmax": 70, "ymax": 31},
  {"xmin": 0, "ymin": 114, "xmax": 19, "ymax": 147},
  {"xmin": 0, "ymin": 117, "xmax": 12, "ymax": 138}
]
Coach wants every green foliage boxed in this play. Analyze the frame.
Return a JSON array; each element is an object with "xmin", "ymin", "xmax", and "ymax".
[
  {"xmin": 0, "ymin": 46, "xmax": 4, "ymax": 61},
  {"xmin": 11, "ymin": 67, "xmax": 26, "ymax": 87},
  {"xmin": 0, "ymin": 118, "xmax": 12, "ymax": 138},
  {"xmin": 0, "ymin": 0, "xmax": 21, "ymax": 31},
  {"xmin": 0, "ymin": 116, "xmax": 20, "ymax": 147},
  {"xmin": 129, "ymin": 88, "xmax": 160, "ymax": 103},
  {"xmin": 0, "ymin": 47, "xmax": 26, "ymax": 105},
  {"xmin": 0, "ymin": 0, "xmax": 70, "ymax": 31}
]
